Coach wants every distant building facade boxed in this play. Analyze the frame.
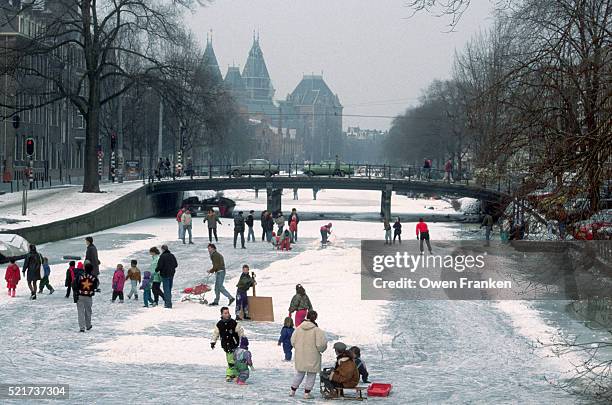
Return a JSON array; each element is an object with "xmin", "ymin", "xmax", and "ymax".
[{"xmin": 205, "ymin": 33, "xmax": 343, "ymax": 163}]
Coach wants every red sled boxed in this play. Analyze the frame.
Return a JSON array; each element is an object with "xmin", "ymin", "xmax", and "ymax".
[{"xmin": 367, "ymin": 383, "xmax": 392, "ymax": 397}]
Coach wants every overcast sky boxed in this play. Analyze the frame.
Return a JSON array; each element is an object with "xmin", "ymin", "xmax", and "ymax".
[{"xmin": 187, "ymin": 1, "xmax": 493, "ymax": 130}]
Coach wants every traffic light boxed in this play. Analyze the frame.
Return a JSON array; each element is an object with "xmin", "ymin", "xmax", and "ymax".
[
  {"xmin": 26, "ymin": 138, "xmax": 35, "ymax": 156},
  {"xmin": 12, "ymin": 115, "xmax": 20, "ymax": 129},
  {"xmin": 110, "ymin": 132, "xmax": 117, "ymax": 150}
]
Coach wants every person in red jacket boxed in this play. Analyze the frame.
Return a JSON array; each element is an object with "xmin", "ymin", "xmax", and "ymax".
[
  {"xmin": 5, "ymin": 258, "xmax": 20, "ymax": 297},
  {"xmin": 416, "ymin": 218, "xmax": 433, "ymax": 254},
  {"xmin": 176, "ymin": 207, "xmax": 185, "ymax": 240}
]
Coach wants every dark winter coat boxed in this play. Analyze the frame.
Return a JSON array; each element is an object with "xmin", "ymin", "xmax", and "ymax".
[
  {"xmin": 73, "ymin": 269, "xmax": 99, "ymax": 303},
  {"xmin": 156, "ymin": 250, "xmax": 178, "ymax": 278},
  {"xmin": 393, "ymin": 221, "xmax": 402, "ymax": 235},
  {"xmin": 246, "ymin": 214, "xmax": 254, "ymax": 227},
  {"xmin": 264, "ymin": 215, "xmax": 274, "ymax": 231},
  {"xmin": 289, "ymin": 293, "xmax": 313, "ymax": 313},
  {"xmin": 236, "ymin": 272, "xmax": 254, "ymax": 292},
  {"xmin": 22, "ymin": 250, "xmax": 43, "ymax": 282},
  {"xmin": 64, "ymin": 266, "xmax": 75, "ymax": 287},
  {"xmin": 355, "ymin": 357, "xmax": 370, "ymax": 383},
  {"xmin": 85, "ymin": 244, "xmax": 100, "ymax": 276},
  {"xmin": 209, "ymin": 251, "xmax": 225, "ymax": 273},
  {"xmin": 234, "ymin": 214, "xmax": 246, "ymax": 232},
  {"xmin": 214, "ymin": 318, "xmax": 244, "ymax": 353}
]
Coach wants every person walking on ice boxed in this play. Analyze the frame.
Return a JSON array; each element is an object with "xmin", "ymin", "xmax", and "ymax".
[
  {"xmin": 38, "ymin": 257, "xmax": 55, "ymax": 295},
  {"xmin": 5, "ymin": 259, "xmax": 20, "ymax": 297},
  {"xmin": 416, "ymin": 217, "xmax": 433, "ymax": 254},
  {"xmin": 73, "ymin": 262, "xmax": 99, "ymax": 332},
  {"xmin": 204, "ymin": 208, "xmax": 222, "ymax": 243},
  {"xmin": 181, "ymin": 209, "xmax": 193, "ymax": 244},
  {"xmin": 289, "ymin": 284, "xmax": 313, "ymax": 327},
  {"xmin": 290, "ymin": 310, "xmax": 328, "ymax": 399},
  {"xmin": 22, "ymin": 244, "xmax": 43, "ymax": 300},
  {"xmin": 207, "ymin": 244, "xmax": 234, "ymax": 306},
  {"xmin": 384, "ymin": 216, "xmax": 392, "ymax": 244},
  {"xmin": 233, "ymin": 337, "xmax": 254, "ymax": 385},
  {"xmin": 111, "ymin": 264, "xmax": 126, "ymax": 303},
  {"xmin": 278, "ymin": 316, "xmax": 295, "ymax": 361},
  {"xmin": 393, "ymin": 217, "xmax": 402, "ymax": 244},
  {"xmin": 126, "ymin": 259, "xmax": 141, "ymax": 300},
  {"xmin": 235, "ymin": 264, "xmax": 255, "ymax": 320},
  {"xmin": 211, "ymin": 306, "xmax": 245, "ymax": 382}
]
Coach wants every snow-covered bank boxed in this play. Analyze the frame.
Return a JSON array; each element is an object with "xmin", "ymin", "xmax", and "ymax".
[{"xmin": 0, "ymin": 181, "xmax": 144, "ymax": 231}]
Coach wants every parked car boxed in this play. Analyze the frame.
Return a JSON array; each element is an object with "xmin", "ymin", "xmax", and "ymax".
[
  {"xmin": 303, "ymin": 160, "xmax": 354, "ymax": 177},
  {"xmin": 227, "ymin": 159, "xmax": 279, "ymax": 178}
]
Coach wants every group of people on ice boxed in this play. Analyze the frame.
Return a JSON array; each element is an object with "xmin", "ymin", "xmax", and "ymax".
[{"xmin": 208, "ymin": 282, "xmax": 370, "ymax": 398}]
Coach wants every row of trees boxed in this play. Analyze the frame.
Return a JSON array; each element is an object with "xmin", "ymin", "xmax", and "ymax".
[
  {"xmin": 387, "ymin": 0, "xmax": 611, "ymax": 218},
  {"xmin": 1, "ymin": 0, "xmax": 250, "ymax": 192}
]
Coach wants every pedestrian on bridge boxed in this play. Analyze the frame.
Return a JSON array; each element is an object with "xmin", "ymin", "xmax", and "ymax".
[
  {"xmin": 416, "ymin": 218, "xmax": 433, "ymax": 254},
  {"xmin": 233, "ymin": 211, "xmax": 246, "ymax": 249}
]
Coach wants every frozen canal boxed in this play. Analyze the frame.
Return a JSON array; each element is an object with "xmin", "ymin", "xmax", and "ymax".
[{"xmin": 0, "ymin": 193, "xmax": 600, "ymax": 404}]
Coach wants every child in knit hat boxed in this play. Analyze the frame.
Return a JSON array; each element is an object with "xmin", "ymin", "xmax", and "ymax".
[{"xmin": 233, "ymin": 336, "xmax": 254, "ymax": 385}]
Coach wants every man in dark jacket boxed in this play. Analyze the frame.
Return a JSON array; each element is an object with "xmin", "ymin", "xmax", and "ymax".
[
  {"xmin": 85, "ymin": 236, "xmax": 100, "ymax": 277},
  {"xmin": 156, "ymin": 245, "xmax": 178, "ymax": 308},
  {"xmin": 211, "ymin": 306, "xmax": 245, "ymax": 382},
  {"xmin": 22, "ymin": 244, "xmax": 43, "ymax": 300},
  {"xmin": 246, "ymin": 210, "xmax": 255, "ymax": 242},
  {"xmin": 235, "ymin": 264, "xmax": 256, "ymax": 320},
  {"xmin": 233, "ymin": 211, "xmax": 246, "ymax": 249},
  {"xmin": 260, "ymin": 210, "xmax": 267, "ymax": 241},
  {"xmin": 73, "ymin": 262, "xmax": 99, "ymax": 332}
]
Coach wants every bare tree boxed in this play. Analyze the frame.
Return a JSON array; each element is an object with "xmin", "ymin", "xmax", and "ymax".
[{"xmin": 0, "ymin": 0, "xmax": 203, "ymax": 192}]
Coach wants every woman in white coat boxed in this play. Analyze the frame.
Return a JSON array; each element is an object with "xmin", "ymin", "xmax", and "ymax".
[{"xmin": 290, "ymin": 310, "xmax": 328, "ymax": 399}]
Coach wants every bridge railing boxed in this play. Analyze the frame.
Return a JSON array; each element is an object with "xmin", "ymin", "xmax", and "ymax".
[{"xmin": 149, "ymin": 162, "xmax": 519, "ymax": 195}]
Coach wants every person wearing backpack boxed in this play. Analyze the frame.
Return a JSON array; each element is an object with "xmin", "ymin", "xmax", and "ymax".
[{"xmin": 22, "ymin": 244, "xmax": 43, "ymax": 300}]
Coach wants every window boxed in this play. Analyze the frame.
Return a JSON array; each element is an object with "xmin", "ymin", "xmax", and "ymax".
[{"xmin": 74, "ymin": 111, "xmax": 85, "ymax": 129}]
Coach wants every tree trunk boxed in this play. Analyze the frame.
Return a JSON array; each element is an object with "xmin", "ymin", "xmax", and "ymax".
[{"xmin": 82, "ymin": 82, "xmax": 101, "ymax": 192}]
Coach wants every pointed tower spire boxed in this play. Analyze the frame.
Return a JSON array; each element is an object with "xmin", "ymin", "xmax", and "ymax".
[
  {"xmin": 202, "ymin": 30, "xmax": 222, "ymax": 82},
  {"xmin": 242, "ymin": 33, "xmax": 275, "ymax": 102}
]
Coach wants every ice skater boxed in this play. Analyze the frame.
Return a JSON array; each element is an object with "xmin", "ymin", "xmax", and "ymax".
[
  {"xmin": 5, "ymin": 259, "xmax": 20, "ymax": 297},
  {"xmin": 278, "ymin": 317, "xmax": 295, "ymax": 361},
  {"xmin": 416, "ymin": 217, "xmax": 433, "ymax": 254}
]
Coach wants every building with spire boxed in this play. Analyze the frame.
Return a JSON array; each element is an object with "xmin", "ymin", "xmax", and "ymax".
[
  {"xmin": 215, "ymin": 32, "xmax": 343, "ymax": 163},
  {"xmin": 202, "ymin": 30, "xmax": 222, "ymax": 82}
]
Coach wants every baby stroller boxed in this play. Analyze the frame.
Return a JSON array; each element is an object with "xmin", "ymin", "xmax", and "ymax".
[{"xmin": 181, "ymin": 277, "xmax": 212, "ymax": 304}]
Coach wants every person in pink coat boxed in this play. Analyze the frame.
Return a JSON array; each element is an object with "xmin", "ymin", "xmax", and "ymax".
[
  {"xmin": 111, "ymin": 264, "xmax": 126, "ymax": 303},
  {"xmin": 5, "ymin": 259, "xmax": 20, "ymax": 297}
]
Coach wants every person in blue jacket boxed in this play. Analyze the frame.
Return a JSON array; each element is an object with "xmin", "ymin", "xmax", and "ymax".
[{"xmin": 278, "ymin": 316, "xmax": 295, "ymax": 361}]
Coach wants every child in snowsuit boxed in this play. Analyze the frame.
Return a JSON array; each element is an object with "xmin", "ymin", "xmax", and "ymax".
[
  {"xmin": 65, "ymin": 261, "xmax": 76, "ymax": 298},
  {"xmin": 111, "ymin": 264, "xmax": 126, "ymax": 303},
  {"xmin": 349, "ymin": 346, "xmax": 370, "ymax": 383},
  {"xmin": 126, "ymin": 259, "xmax": 141, "ymax": 300},
  {"xmin": 235, "ymin": 265, "xmax": 255, "ymax": 320},
  {"xmin": 278, "ymin": 316, "xmax": 295, "ymax": 361},
  {"xmin": 5, "ymin": 259, "xmax": 20, "ymax": 297},
  {"xmin": 38, "ymin": 257, "xmax": 55, "ymax": 294},
  {"xmin": 140, "ymin": 271, "xmax": 153, "ymax": 307},
  {"xmin": 234, "ymin": 336, "xmax": 254, "ymax": 385}
]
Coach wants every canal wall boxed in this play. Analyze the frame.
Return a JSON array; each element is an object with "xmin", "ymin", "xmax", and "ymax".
[{"xmin": 0, "ymin": 187, "xmax": 182, "ymax": 245}]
